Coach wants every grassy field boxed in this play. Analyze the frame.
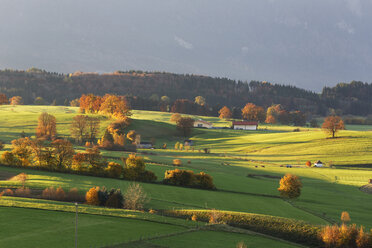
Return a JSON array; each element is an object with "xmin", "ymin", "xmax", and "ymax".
[{"xmin": 0, "ymin": 105, "xmax": 371, "ymax": 247}]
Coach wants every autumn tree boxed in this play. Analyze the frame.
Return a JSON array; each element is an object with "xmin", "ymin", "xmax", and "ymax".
[
  {"xmin": 195, "ymin": 96, "xmax": 206, "ymax": 106},
  {"xmin": 36, "ymin": 112, "xmax": 57, "ymax": 140},
  {"xmin": 34, "ymin": 97, "xmax": 45, "ymax": 105},
  {"xmin": 86, "ymin": 187, "xmax": 100, "ymax": 205},
  {"xmin": 79, "ymin": 94, "xmax": 102, "ymax": 113},
  {"xmin": 176, "ymin": 117, "xmax": 195, "ymax": 137},
  {"xmin": 70, "ymin": 115, "xmax": 87, "ymax": 143},
  {"xmin": 70, "ymin": 98, "xmax": 80, "ymax": 107},
  {"xmin": 86, "ymin": 116, "xmax": 100, "ymax": 142},
  {"xmin": 9, "ymin": 96, "xmax": 23, "ymax": 105},
  {"xmin": 322, "ymin": 116, "xmax": 345, "ymax": 138},
  {"xmin": 0, "ymin": 93, "xmax": 8, "ymax": 105},
  {"xmin": 290, "ymin": 111, "xmax": 307, "ymax": 126},
  {"xmin": 341, "ymin": 211, "xmax": 351, "ymax": 224},
  {"xmin": 241, "ymin": 103, "xmax": 266, "ymax": 122},
  {"xmin": 126, "ymin": 130, "xmax": 137, "ymax": 143},
  {"xmin": 170, "ymin": 113, "xmax": 182, "ymax": 123},
  {"xmin": 278, "ymin": 174, "xmax": 302, "ymax": 199},
  {"xmin": 51, "ymin": 139, "xmax": 75, "ymax": 169},
  {"xmin": 107, "ymin": 119, "xmax": 130, "ymax": 135},
  {"xmin": 124, "ymin": 183, "xmax": 148, "ymax": 210},
  {"xmin": 265, "ymin": 104, "xmax": 282, "ymax": 123},
  {"xmin": 218, "ymin": 106, "xmax": 232, "ymax": 120},
  {"xmin": 99, "ymin": 94, "xmax": 131, "ymax": 119}
]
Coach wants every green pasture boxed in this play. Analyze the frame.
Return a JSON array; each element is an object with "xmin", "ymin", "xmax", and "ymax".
[
  {"xmin": 0, "ymin": 105, "xmax": 372, "ymax": 246},
  {"xmin": 0, "ymin": 206, "xmax": 186, "ymax": 248}
]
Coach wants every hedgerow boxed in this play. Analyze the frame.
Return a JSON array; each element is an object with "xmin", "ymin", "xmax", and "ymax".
[{"xmin": 162, "ymin": 209, "xmax": 322, "ymax": 247}]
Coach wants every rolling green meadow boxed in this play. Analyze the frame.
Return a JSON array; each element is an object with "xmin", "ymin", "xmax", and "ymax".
[{"xmin": 0, "ymin": 105, "xmax": 371, "ymax": 247}]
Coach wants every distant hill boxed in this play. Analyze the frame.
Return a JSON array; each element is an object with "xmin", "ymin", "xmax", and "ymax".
[{"xmin": 0, "ymin": 69, "xmax": 371, "ymax": 116}]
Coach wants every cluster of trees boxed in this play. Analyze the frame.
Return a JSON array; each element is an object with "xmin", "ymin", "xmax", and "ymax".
[
  {"xmin": 0, "ymin": 93, "xmax": 24, "ymax": 105},
  {"xmin": 85, "ymin": 187, "xmax": 124, "ymax": 208},
  {"xmin": 86, "ymin": 183, "xmax": 148, "ymax": 210},
  {"xmin": 219, "ymin": 103, "xmax": 307, "ymax": 126},
  {"xmin": 163, "ymin": 169, "xmax": 215, "ymax": 189},
  {"xmin": 79, "ymin": 94, "xmax": 131, "ymax": 120}
]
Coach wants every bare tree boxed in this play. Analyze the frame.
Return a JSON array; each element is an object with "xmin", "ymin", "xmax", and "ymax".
[
  {"xmin": 124, "ymin": 183, "xmax": 149, "ymax": 210},
  {"xmin": 71, "ymin": 115, "xmax": 88, "ymax": 143},
  {"xmin": 86, "ymin": 116, "xmax": 100, "ymax": 142}
]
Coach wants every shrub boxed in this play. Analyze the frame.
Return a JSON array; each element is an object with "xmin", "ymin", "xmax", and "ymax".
[
  {"xmin": 55, "ymin": 187, "xmax": 65, "ymax": 201},
  {"xmin": 122, "ymin": 154, "xmax": 156, "ymax": 182},
  {"xmin": 191, "ymin": 214, "xmax": 197, "ymax": 222},
  {"xmin": 209, "ymin": 209, "xmax": 222, "ymax": 224},
  {"xmin": 66, "ymin": 188, "xmax": 84, "ymax": 202},
  {"xmin": 164, "ymin": 169, "xmax": 195, "ymax": 187},
  {"xmin": 105, "ymin": 189, "xmax": 124, "ymax": 208},
  {"xmin": 14, "ymin": 187, "xmax": 31, "ymax": 197},
  {"xmin": 163, "ymin": 169, "xmax": 215, "ymax": 189},
  {"xmin": 2, "ymin": 188, "xmax": 14, "ymax": 196},
  {"xmin": 306, "ymin": 161, "xmax": 312, "ymax": 167},
  {"xmin": 149, "ymin": 209, "xmax": 157, "ymax": 214},
  {"xmin": 139, "ymin": 170, "xmax": 157, "ymax": 182},
  {"xmin": 105, "ymin": 162, "xmax": 123, "ymax": 178},
  {"xmin": 42, "ymin": 187, "xmax": 56, "ymax": 200},
  {"xmin": 173, "ymin": 159, "xmax": 182, "ymax": 166},
  {"xmin": 86, "ymin": 187, "xmax": 100, "ymax": 205},
  {"xmin": 124, "ymin": 183, "xmax": 148, "ymax": 210},
  {"xmin": 97, "ymin": 187, "xmax": 108, "ymax": 206},
  {"xmin": 195, "ymin": 172, "xmax": 216, "ymax": 189}
]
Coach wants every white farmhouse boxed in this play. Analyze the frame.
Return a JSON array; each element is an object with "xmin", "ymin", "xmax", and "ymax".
[
  {"xmin": 232, "ymin": 121, "xmax": 258, "ymax": 130},
  {"xmin": 314, "ymin": 160, "xmax": 323, "ymax": 167},
  {"xmin": 194, "ymin": 119, "xmax": 213, "ymax": 129}
]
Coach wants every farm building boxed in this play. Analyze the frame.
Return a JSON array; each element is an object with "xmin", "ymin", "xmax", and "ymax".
[
  {"xmin": 137, "ymin": 142, "xmax": 153, "ymax": 149},
  {"xmin": 194, "ymin": 119, "xmax": 213, "ymax": 129},
  {"xmin": 314, "ymin": 160, "xmax": 323, "ymax": 167},
  {"xmin": 232, "ymin": 121, "xmax": 258, "ymax": 130}
]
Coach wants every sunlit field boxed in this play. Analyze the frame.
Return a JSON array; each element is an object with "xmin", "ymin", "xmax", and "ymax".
[{"xmin": 0, "ymin": 105, "xmax": 372, "ymax": 247}]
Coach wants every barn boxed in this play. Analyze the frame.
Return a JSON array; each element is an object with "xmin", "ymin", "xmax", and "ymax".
[{"xmin": 232, "ymin": 121, "xmax": 258, "ymax": 130}]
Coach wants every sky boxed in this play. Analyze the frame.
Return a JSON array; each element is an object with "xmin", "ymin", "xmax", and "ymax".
[{"xmin": 0, "ymin": 0, "xmax": 372, "ymax": 91}]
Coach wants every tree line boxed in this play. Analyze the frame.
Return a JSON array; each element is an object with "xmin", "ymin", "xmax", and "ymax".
[{"xmin": 0, "ymin": 69, "xmax": 371, "ymax": 116}]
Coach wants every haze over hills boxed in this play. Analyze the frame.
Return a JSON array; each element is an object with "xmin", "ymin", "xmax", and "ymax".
[{"xmin": 1, "ymin": 0, "xmax": 372, "ymax": 91}]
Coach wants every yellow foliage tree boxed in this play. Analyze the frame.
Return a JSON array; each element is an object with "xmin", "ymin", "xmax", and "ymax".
[
  {"xmin": 85, "ymin": 187, "xmax": 100, "ymax": 205},
  {"xmin": 278, "ymin": 174, "xmax": 302, "ymax": 199}
]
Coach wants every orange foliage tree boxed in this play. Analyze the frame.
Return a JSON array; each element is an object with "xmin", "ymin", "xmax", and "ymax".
[
  {"xmin": 218, "ymin": 106, "xmax": 232, "ymax": 119},
  {"xmin": 265, "ymin": 104, "xmax": 282, "ymax": 123},
  {"xmin": 36, "ymin": 112, "xmax": 57, "ymax": 140},
  {"xmin": 100, "ymin": 94, "xmax": 131, "ymax": 119},
  {"xmin": 278, "ymin": 174, "xmax": 302, "ymax": 199},
  {"xmin": 241, "ymin": 103, "xmax": 266, "ymax": 122},
  {"xmin": 9, "ymin": 96, "xmax": 23, "ymax": 105},
  {"xmin": 85, "ymin": 187, "xmax": 100, "ymax": 205},
  {"xmin": 322, "ymin": 116, "xmax": 345, "ymax": 138}
]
